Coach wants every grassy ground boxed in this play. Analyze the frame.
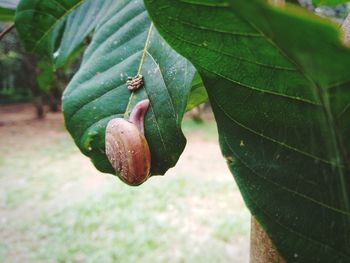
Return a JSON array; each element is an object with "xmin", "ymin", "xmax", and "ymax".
[{"xmin": 0, "ymin": 104, "xmax": 250, "ymax": 263}]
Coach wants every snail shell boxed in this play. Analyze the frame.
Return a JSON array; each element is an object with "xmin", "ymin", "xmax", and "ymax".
[{"xmin": 105, "ymin": 99, "xmax": 151, "ymax": 186}]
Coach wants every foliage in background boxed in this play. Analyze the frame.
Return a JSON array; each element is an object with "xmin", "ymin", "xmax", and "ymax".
[
  {"xmin": 15, "ymin": 0, "xmax": 121, "ymax": 68},
  {"xmin": 300, "ymin": 0, "xmax": 350, "ymax": 23},
  {"xmin": 0, "ymin": 0, "xmax": 19, "ymax": 21},
  {"xmin": 312, "ymin": 0, "xmax": 349, "ymax": 6},
  {"xmin": 0, "ymin": 23, "xmax": 81, "ymax": 115},
  {"xmin": 0, "ymin": 24, "xmax": 31, "ymax": 104},
  {"xmin": 186, "ymin": 73, "xmax": 208, "ymax": 112}
]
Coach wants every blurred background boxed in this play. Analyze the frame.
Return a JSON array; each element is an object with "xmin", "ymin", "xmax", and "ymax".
[
  {"xmin": 0, "ymin": 102, "xmax": 251, "ymax": 263},
  {"xmin": 1, "ymin": 1, "xmax": 349, "ymax": 262}
]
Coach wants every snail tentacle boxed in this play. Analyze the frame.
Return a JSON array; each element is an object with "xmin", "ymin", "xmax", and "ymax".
[{"xmin": 129, "ymin": 99, "xmax": 150, "ymax": 134}]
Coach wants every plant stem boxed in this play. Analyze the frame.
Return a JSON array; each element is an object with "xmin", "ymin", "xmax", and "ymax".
[
  {"xmin": 250, "ymin": 217, "xmax": 286, "ymax": 263},
  {"xmin": 0, "ymin": 24, "xmax": 15, "ymax": 41}
]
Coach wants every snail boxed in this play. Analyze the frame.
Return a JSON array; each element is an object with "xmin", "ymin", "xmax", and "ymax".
[
  {"xmin": 105, "ymin": 99, "xmax": 151, "ymax": 186},
  {"xmin": 127, "ymin": 74, "xmax": 144, "ymax": 91}
]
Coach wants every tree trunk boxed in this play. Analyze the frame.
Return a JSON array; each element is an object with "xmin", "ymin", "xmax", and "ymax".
[
  {"xmin": 33, "ymin": 96, "xmax": 45, "ymax": 119},
  {"xmin": 250, "ymin": 217, "xmax": 286, "ymax": 263},
  {"xmin": 48, "ymin": 88, "xmax": 61, "ymax": 112}
]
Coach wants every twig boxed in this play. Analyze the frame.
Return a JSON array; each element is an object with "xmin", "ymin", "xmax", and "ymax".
[
  {"xmin": 342, "ymin": 13, "xmax": 350, "ymax": 45},
  {"xmin": 0, "ymin": 24, "xmax": 15, "ymax": 41}
]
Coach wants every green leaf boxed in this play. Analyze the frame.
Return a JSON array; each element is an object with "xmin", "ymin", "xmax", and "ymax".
[
  {"xmin": 313, "ymin": 0, "xmax": 349, "ymax": 6},
  {"xmin": 0, "ymin": 0, "xmax": 18, "ymax": 21},
  {"xmin": 0, "ymin": 7, "xmax": 14, "ymax": 21},
  {"xmin": 15, "ymin": 0, "xmax": 83, "ymax": 56},
  {"xmin": 53, "ymin": 0, "xmax": 115, "ymax": 67},
  {"xmin": 186, "ymin": 72, "xmax": 208, "ymax": 111},
  {"xmin": 145, "ymin": 0, "xmax": 350, "ymax": 262},
  {"xmin": 63, "ymin": 0, "xmax": 195, "ymax": 176},
  {"xmin": 37, "ymin": 59, "xmax": 54, "ymax": 93},
  {"xmin": 15, "ymin": 0, "xmax": 113, "ymax": 67}
]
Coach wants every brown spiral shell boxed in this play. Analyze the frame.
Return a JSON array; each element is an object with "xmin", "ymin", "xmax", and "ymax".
[{"xmin": 105, "ymin": 99, "xmax": 151, "ymax": 186}]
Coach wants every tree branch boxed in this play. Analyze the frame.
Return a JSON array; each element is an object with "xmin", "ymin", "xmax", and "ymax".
[{"xmin": 0, "ymin": 24, "xmax": 15, "ymax": 41}]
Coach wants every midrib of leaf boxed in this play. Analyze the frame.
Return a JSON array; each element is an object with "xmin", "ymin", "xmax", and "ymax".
[
  {"xmin": 66, "ymin": 52, "xmax": 142, "ymax": 121},
  {"xmin": 51, "ymin": 0, "xmax": 69, "ymax": 11},
  {"xmin": 121, "ymin": 22, "xmax": 173, "ymax": 158},
  {"xmin": 124, "ymin": 23, "xmax": 154, "ymax": 118},
  {"xmin": 25, "ymin": 0, "xmax": 85, "ymax": 52}
]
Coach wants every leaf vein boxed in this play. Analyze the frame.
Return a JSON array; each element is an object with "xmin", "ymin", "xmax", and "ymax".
[
  {"xmin": 223, "ymin": 135, "xmax": 350, "ymax": 216},
  {"xmin": 211, "ymin": 95, "xmax": 340, "ymax": 166},
  {"xmin": 145, "ymin": 50, "xmax": 177, "ymax": 119},
  {"xmin": 161, "ymin": 25, "xmax": 298, "ymax": 72},
  {"xmin": 167, "ymin": 16, "xmax": 263, "ymax": 37}
]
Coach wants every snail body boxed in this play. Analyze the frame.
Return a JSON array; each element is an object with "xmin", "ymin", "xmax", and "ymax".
[{"xmin": 105, "ymin": 99, "xmax": 151, "ymax": 186}]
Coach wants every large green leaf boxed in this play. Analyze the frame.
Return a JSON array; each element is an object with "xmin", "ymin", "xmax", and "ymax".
[
  {"xmin": 63, "ymin": 0, "xmax": 195, "ymax": 176},
  {"xmin": 53, "ymin": 0, "xmax": 115, "ymax": 67},
  {"xmin": 186, "ymin": 72, "xmax": 208, "ymax": 111},
  {"xmin": 145, "ymin": 0, "xmax": 350, "ymax": 262},
  {"xmin": 15, "ymin": 0, "xmax": 82, "ymax": 56},
  {"xmin": 15, "ymin": 0, "xmax": 113, "ymax": 66}
]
